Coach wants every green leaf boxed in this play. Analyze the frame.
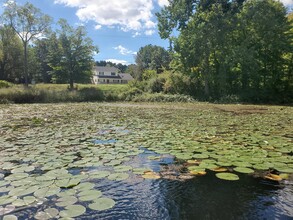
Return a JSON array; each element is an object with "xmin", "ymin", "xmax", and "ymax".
[
  {"xmin": 216, "ymin": 173, "xmax": 239, "ymax": 181},
  {"xmin": 89, "ymin": 198, "xmax": 116, "ymax": 211},
  {"xmin": 59, "ymin": 205, "xmax": 86, "ymax": 218}
]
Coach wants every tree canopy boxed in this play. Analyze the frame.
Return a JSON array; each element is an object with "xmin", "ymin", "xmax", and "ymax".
[
  {"xmin": 48, "ymin": 19, "xmax": 98, "ymax": 90},
  {"xmin": 156, "ymin": 0, "xmax": 293, "ymax": 102},
  {"xmin": 3, "ymin": 1, "xmax": 52, "ymax": 86}
]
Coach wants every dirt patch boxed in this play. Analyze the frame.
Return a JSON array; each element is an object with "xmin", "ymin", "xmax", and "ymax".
[{"xmin": 214, "ymin": 106, "xmax": 269, "ymax": 115}]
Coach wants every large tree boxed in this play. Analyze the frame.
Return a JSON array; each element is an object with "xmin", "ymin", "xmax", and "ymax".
[
  {"xmin": 135, "ymin": 44, "xmax": 170, "ymax": 79},
  {"xmin": 157, "ymin": 0, "xmax": 292, "ymax": 102},
  {"xmin": 48, "ymin": 19, "xmax": 98, "ymax": 90},
  {"xmin": 3, "ymin": 1, "xmax": 51, "ymax": 86}
]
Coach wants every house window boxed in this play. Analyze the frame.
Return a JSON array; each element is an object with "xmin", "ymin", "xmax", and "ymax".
[
  {"xmin": 99, "ymin": 72, "xmax": 104, "ymax": 75},
  {"xmin": 111, "ymin": 72, "xmax": 116, "ymax": 76}
]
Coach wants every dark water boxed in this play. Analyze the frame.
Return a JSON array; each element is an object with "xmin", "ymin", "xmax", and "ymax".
[
  {"xmin": 81, "ymin": 150, "xmax": 293, "ymax": 220},
  {"xmin": 5, "ymin": 150, "xmax": 293, "ymax": 220}
]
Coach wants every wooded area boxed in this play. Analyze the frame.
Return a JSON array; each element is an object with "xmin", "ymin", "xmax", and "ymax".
[{"xmin": 0, "ymin": 0, "xmax": 292, "ymax": 103}]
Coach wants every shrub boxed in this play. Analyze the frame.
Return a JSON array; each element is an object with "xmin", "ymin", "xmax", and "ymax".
[
  {"xmin": 131, "ymin": 93, "xmax": 195, "ymax": 103},
  {"xmin": 0, "ymin": 80, "xmax": 13, "ymax": 89},
  {"xmin": 120, "ymin": 87, "xmax": 143, "ymax": 101},
  {"xmin": 78, "ymin": 87, "xmax": 104, "ymax": 102}
]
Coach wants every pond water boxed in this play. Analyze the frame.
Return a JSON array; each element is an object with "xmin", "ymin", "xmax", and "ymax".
[{"xmin": 0, "ymin": 103, "xmax": 292, "ymax": 219}]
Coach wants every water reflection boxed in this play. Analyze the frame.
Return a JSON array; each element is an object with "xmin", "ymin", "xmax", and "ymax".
[{"xmin": 79, "ymin": 152, "xmax": 293, "ymax": 220}]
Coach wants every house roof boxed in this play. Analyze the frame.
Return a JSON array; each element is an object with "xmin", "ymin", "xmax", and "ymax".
[
  {"xmin": 97, "ymin": 75, "xmax": 121, "ymax": 79},
  {"xmin": 94, "ymin": 66, "xmax": 119, "ymax": 73},
  {"xmin": 119, "ymin": 73, "xmax": 134, "ymax": 81}
]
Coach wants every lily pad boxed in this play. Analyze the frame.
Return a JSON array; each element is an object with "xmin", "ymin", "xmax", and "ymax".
[
  {"xmin": 216, "ymin": 173, "xmax": 239, "ymax": 181},
  {"xmin": 233, "ymin": 167, "xmax": 254, "ymax": 174},
  {"xmin": 59, "ymin": 205, "xmax": 86, "ymax": 218},
  {"xmin": 3, "ymin": 215, "xmax": 18, "ymax": 220},
  {"xmin": 89, "ymin": 197, "xmax": 116, "ymax": 211}
]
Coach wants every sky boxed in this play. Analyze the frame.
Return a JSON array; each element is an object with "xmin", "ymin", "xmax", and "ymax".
[{"xmin": 1, "ymin": 0, "xmax": 293, "ymax": 65}]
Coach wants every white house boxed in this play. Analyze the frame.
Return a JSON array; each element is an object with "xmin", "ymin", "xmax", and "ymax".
[{"xmin": 92, "ymin": 66, "xmax": 134, "ymax": 84}]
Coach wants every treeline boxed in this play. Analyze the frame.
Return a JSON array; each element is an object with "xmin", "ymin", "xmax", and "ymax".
[
  {"xmin": 0, "ymin": 1, "xmax": 98, "ymax": 90},
  {"xmin": 131, "ymin": 0, "xmax": 293, "ymax": 103}
]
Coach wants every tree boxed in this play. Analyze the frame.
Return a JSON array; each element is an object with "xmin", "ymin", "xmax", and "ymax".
[
  {"xmin": 3, "ymin": 1, "xmax": 52, "ymax": 86},
  {"xmin": 48, "ymin": 19, "xmax": 98, "ymax": 90},
  {"xmin": 135, "ymin": 44, "xmax": 170, "ymax": 79},
  {"xmin": 0, "ymin": 25, "xmax": 23, "ymax": 82},
  {"xmin": 157, "ymin": 0, "xmax": 292, "ymax": 102}
]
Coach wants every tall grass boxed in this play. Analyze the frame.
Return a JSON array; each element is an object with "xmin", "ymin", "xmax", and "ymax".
[{"xmin": 0, "ymin": 84, "xmax": 126, "ymax": 103}]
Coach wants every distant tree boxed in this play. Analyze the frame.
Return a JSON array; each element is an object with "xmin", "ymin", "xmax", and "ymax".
[
  {"xmin": 48, "ymin": 19, "xmax": 98, "ymax": 90},
  {"xmin": 135, "ymin": 44, "xmax": 170, "ymax": 78},
  {"xmin": 95, "ymin": 60, "xmax": 127, "ymax": 73},
  {"xmin": 125, "ymin": 64, "xmax": 139, "ymax": 79},
  {"xmin": 3, "ymin": 1, "xmax": 52, "ymax": 86}
]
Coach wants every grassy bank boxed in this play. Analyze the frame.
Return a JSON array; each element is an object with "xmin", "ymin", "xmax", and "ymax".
[
  {"xmin": 0, "ymin": 84, "xmax": 128, "ymax": 104},
  {"xmin": 0, "ymin": 83, "xmax": 196, "ymax": 104}
]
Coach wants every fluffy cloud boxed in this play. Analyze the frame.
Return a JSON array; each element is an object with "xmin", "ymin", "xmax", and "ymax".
[
  {"xmin": 54, "ymin": 0, "xmax": 157, "ymax": 34},
  {"xmin": 105, "ymin": 59, "xmax": 129, "ymax": 65},
  {"xmin": 157, "ymin": 0, "xmax": 169, "ymax": 7},
  {"xmin": 280, "ymin": 0, "xmax": 293, "ymax": 6},
  {"xmin": 114, "ymin": 45, "xmax": 136, "ymax": 55}
]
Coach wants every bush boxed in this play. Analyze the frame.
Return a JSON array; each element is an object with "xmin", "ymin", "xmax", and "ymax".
[
  {"xmin": 131, "ymin": 93, "xmax": 195, "ymax": 103},
  {"xmin": 78, "ymin": 87, "xmax": 104, "ymax": 101},
  {"xmin": 0, "ymin": 80, "xmax": 13, "ymax": 89},
  {"xmin": 120, "ymin": 87, "xmax": 143, "ymax": 101}
]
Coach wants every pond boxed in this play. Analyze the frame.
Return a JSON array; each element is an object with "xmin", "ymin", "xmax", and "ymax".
[{"xmin": 0, "ymin": 103, "xmax": 292, "ymax": 219}]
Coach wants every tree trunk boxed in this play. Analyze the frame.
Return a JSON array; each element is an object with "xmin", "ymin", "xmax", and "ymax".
[
  {"xmin": 69, "ymin": 72, "xmax": 74, "ymax": 90},
  {"xmin": 23, "ymin": 41, "xmax": 28, "ymax": 87}
]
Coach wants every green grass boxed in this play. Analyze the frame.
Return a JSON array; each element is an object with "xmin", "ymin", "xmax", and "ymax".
[{"xmin": 0, "ymin": 83, "xmax": 129, "ymax": 103}]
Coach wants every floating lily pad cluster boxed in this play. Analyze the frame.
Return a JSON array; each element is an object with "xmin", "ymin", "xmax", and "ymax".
[{"xmin": 0, "ymin": 103, "xmax": 292, "ymax": 218}]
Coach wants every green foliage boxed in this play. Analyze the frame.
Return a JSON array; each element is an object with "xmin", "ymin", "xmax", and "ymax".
[
  {"xmin": 3, "ymin": 1, "xmax": 52, "ymax": 86},
  {"xmin": 0, "ymin": 25, "xmax": 23, "ymax": 82},
  {"xmin": 135, "ymin": 44, "xmax": 171, "ymax": 79},
  {"xmin": 131, "ymin": 93, "xmax": 195, "ymax": 103},
  {"xmin": 48, "ymin": 19, "xmax": 98, "ymax": 90},
  {"xmin": 157, "ymin": 0, "xmax": 293, "ymax": 103},
  {"xmin": 0, "ymin": 84, "xmax": 119, "ymax": 103},
  {"xmin": 0, "ymin": 80, "xmax": 13, "ymax": 89},
  {"xmin": 120, "ymin": 87, "xmax": 143, "ymax": 101}
]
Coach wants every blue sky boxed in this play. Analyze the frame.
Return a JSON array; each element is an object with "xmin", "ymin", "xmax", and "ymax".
[{"xmin": 1, "ymin": 0, "xmax": 292, "ymax": 65}]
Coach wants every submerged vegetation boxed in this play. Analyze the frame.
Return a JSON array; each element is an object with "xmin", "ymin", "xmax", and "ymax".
[{"xmin": 0, "ymin": 103, "xmax": 292, "ymax": 218}]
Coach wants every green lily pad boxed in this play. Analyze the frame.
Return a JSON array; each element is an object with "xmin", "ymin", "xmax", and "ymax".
[
  {"xmin": 89, "ymin": 171, "xmax": 111, "ymax": 179},
  {"xmin": 3, "ymin": 215, "xmax": 18, "ymax": 220},
  {"xmin": 216, "ymin": 173, "xmax": 239, "ymax": 181},
  {"xmin": 59, "ymin": 205, "xmax": 86, "ymax": 218},
  {"xmin": 35, "ymin": 208, "xmax": 59, "ymax": 220},
  {"xmin": 89, "ymin": 197, "xmax": 116, "ymax": 211},
  {"xmin": 56, "ymin": 196, "xmax": 78, "ymax": 207},
  {"xmin": 114, "ymin": 165, "xmax": 133, "ymax": 172},
  {"xmin": 234, "ymin": 167, "xmax": 254, "ymax": 174}
]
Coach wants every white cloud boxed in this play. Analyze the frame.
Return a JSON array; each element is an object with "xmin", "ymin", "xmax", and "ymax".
[
  {"xmin": 145, "ymin": 30, "xmax": 155, "ymax": 36},
  {"xmin": 280, "ymin": 0, "xmax": 293, "ymax": 6},
  {"xmin": 157, "ymin": 0, "xmax": 169, "ymax": 7},
  {"xmin": 114, "ymin": 45, "xmax": 136, "ymax": 55},
  {"xmin": 54, "ymin": 0, "xmax": 157, "ymax": 35},
  {"xmin": 105, "ymin": 59, "xmax": 129, "ymax": 65}
]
